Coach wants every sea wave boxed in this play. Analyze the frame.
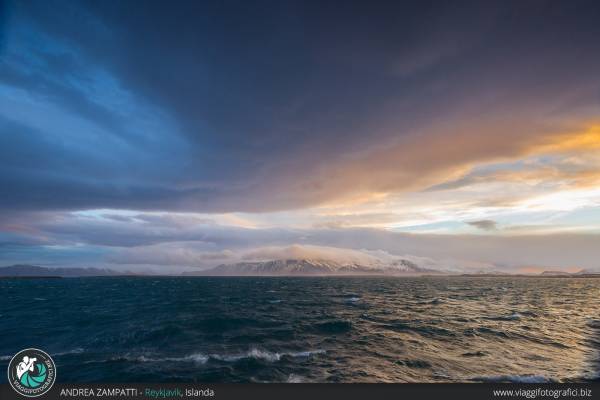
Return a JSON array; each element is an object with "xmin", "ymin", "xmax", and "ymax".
[
  {"xmin": 418, "ymin": 298, "xmax": 443, "ymax": 305},
  {"xmin": 210, "ymin": 348, "xmax": 326, "ymax": 362},
  {"xmin": 461, "ymin": 351, "xmax": 487, "ymax": 357},
  {"xmin": 483, "ymin": 312, "xmax": 522, "ymax": 321},
  {"xmin": 286, "ymin": 374, "xmax": 304, "ymax": 383},
  {"xmin": 396, "ymin": 359, "xmax": 432, "ymax": 369},
  {"xmin": 53, "ymin": 348, "xmax": 85, "ymax": 356},
  {"xmin": 111, "ymin": 353, "xmax": 209, "ymax": 364},
  {"xmin": 313, "ymin": 320, "xmax": 352, "ymax": 334},
  {"xmin": 2, "ymin": 348, "xmax": 85, "ymax": 362},
  {"xmin": 383, "ymin": 321, "xmax": 456, "ymax": 337},
  {"xmin": 587, "ymin": 320, "xmax": 600, "ymax": 329},
  {"xmin": 109, "ymin": 348, "xmax": 326, "ymax": 364},
  {"xmin": 472, "ymin": 375, "xmax": 554, "ymax": 383}
]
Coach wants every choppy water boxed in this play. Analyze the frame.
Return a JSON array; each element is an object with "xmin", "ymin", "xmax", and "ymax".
[{"xmin": 1, "ymin": 277, "xmax": 599, "ymax": 383}]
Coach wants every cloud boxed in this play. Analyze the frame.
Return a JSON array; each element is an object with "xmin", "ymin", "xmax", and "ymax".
[
  {"xmin": 307, "ymin": 228, "xmax": 600, "ymax": 271},
  {"xmin": 110, "ymin": 243, "xmax": 389, "ymax": 268},
  {"xmin": 110, "ymin": 243, "xmax": 234, "ymax": 266},
  {"xmin": 0, "ymin": 2, "xmax": 599, "ymax": 273},
  {"xmin": 108, "ymin": 242, "xmax": 496, "ymax": 273},
  {"xmin": 0, "ymin": 210, "xmax": 308, "ymax": 253},
  {"xmin": 467, "ymin": 220, "xmax": 498, "ymax": 231},
  {"xmin": 2, "ymin": 209, "xmax": 599, "ymax": 272},
  {"xmin": 311, "ymin": 213, "xmax": 402, "ymax": 229},
  {"xmin": 241, "ymin": 244, "xmax": 386, "ymax": 265},
  {"xmin": 427, "ymin": 131, "xmax": 600, "ymax": 195},
  {"xmin": 0, "ymin": 1, "xmax": 599, "ymax": 214},
  {"xmin": 240, "ymin": 245, "xmax": 498, "ymax": 273}
]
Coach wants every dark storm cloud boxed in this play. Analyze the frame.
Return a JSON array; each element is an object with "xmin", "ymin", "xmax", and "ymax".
[{"xmin": 1, "ymin": 0, "xmax": 600, "ymax": 213}]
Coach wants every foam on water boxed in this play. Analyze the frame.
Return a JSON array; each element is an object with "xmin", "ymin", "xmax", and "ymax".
[
  {"xmin": 108, "ymin": 348, "xmax": 326, "ymax": 365},
  {"xmin": 286, "ymin": 374, "xmax": 304, "ymax": 383},
  {"xmin": 53, "ymin": 348, "xmax": 85, "ymax": 356},
  {"xmin": 111, "ymin": 353, "xmax": 209, "ymax": 364},
  {"xmin": 209, "ymin": 348, "xmax": 326, "ymax": 363}
]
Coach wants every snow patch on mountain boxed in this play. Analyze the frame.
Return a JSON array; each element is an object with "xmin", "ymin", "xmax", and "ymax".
[{"xmin": 184, "ymin": 257, "xmax": 441, "ymax": 276}]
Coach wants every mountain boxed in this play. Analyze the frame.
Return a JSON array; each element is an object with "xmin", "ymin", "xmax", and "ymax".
[
  {"xmin": 0, "ymin": 264, "xmax": 121, "ymax": 277},
  {"xmin": 574, "ymin": 269, "xmax": 600, "ymax": 275},
  {"xmin": 540, "ymin": 269, "xmax": 600, "ymax": 277},
  {"xmin": 183, "ymin": 258, "xmax": 441, "ymax": 276},
  {"xmin": 540, "ymin": 270, "xmax": 572, "ymax": 276}
]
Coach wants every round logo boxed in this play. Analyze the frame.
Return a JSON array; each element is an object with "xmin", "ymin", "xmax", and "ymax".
[{"xmin": 7, "ymin": 348, "xmax": 56, "ymax": 397}]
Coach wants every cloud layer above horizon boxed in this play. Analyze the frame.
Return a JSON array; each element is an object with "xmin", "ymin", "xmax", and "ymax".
[{"xmin": 1, "ymin": 0, "xmax": 599, "ymax": 272}]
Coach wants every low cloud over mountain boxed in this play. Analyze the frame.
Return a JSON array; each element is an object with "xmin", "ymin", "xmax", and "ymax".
[{"xmin": 185, "ymin": 258, "xmax": 438, "ymax": 277}]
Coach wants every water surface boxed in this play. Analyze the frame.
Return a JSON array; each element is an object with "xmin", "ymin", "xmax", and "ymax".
[{"xmin": 1, "ymin": 277, "xmax": 599, "ymax": 383}]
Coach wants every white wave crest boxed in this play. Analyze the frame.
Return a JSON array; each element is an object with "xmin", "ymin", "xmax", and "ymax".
[
  {"xmin": 53, "ymin": 348, "xmax": 84, "ymax": 356},
  {"xmin": 210, "ymin": 348, "xmax": 326, "ymax": 363},
  {"xmin": 114, "ymin": 348, "xmax": 325, "ymax": 365}
]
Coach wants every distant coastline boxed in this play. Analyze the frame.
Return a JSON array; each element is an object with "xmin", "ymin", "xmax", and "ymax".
[
  {"xmin": 0, "ymin": 275, "xmax": 62, "ymax": 279},
  {"xmin": 1, "ymin": 264, "xmax": 599, "ymax": 279},
  {"xmin": 457, "ymin": 273, "xmax": 600, "ymax": 279}
]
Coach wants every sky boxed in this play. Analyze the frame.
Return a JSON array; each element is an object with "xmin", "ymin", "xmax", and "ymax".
[{"xmin": 1, "ymin": 0, "xmax": 599, "ymax": 273}]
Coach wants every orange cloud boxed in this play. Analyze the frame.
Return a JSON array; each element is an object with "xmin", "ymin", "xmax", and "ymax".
[
  {"xmin": 311, "ymin": 122, "xmax": 599, "ymax": 204},
  {"xmin": 536, "ymin": 125, "xmax": 600, "ymax": 154}
]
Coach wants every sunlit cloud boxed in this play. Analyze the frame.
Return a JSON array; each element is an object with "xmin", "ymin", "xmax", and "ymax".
[
  {"xmin": 535, "ymin": 125, "xmax": 600, "ymax": 154},
  {"xmin": 294, "ymin": 124, "xmax": 600, "ymax": 235}
]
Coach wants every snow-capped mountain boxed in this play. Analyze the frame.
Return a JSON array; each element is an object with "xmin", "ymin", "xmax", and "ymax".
[{"xmin": 183, "ymin": 258, "xmax": 441, "ymax": 276}]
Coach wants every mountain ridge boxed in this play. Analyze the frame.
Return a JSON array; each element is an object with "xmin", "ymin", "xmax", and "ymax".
[
  {"xmin": 182, "ymin": 258, "xmax": 443, "ymax": 276},
  {"xmin": 0, "ymin": 264, "xmax": 124, "ymax": 277}
]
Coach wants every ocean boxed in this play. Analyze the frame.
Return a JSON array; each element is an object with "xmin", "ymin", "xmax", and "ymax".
[{"xmin": 1, "ymin": 276, "xmax": 599, "ymax": 383}]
